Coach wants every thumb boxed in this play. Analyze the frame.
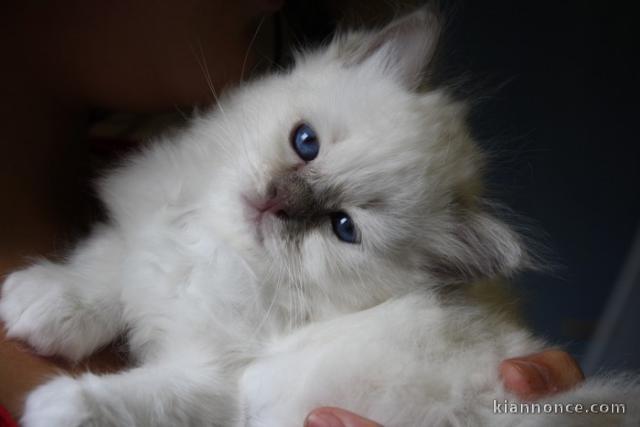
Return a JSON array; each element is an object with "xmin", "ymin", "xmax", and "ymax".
[
  {"xmin": 305, "ymin": 407, "xmax": 382, "ymax": 427},
  {"xmin": 500, "ymin": 349, "xmax": 584, "ymax": 400}
]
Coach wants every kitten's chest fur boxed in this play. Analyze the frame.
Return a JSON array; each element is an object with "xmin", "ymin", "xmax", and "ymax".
[{"xmin": 118, "ymin": 224, "xmax": 344, "ymax": 360}]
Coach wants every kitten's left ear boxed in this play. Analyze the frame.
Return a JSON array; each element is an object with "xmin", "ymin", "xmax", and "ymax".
[
  {"xmin": 426, "ymin": 207, "xmax": 529, "ymax": 284},
  {"xmin": 342, "ymin": 6, "xmax": 441, "ymax": 89}
]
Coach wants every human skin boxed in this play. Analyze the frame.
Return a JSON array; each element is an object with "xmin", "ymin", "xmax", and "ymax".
[{"xmin": 0, "ymin": 0, "xmax": 584, "ymax": 423}]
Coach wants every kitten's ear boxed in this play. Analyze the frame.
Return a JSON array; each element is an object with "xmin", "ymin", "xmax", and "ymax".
[
  {"xmin": 340, "ymin": 6, "xmax": 441, "ymax": 88},
  {"xmin": 428, "ymin": 209, "xmax": 528, "ymax": 284}
]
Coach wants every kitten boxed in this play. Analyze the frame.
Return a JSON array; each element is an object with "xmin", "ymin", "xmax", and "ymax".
[{"xmin": 1, "ymin": 7, "xmax": 638, "ymax": 427}]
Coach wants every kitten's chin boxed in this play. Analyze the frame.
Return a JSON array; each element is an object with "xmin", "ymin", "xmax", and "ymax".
[{"xmin": 242, "ymin": 195, "xmax": 274, "ymax": 246}]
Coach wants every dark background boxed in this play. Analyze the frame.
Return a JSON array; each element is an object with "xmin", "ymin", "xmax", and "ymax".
[{"xmin": 442, "ymin": 0, "xmax": 638, "ymax": 367}]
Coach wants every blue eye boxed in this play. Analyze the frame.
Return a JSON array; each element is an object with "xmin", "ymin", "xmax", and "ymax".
[
  {"xmin": 330, "ymin": 212, "xmax": 359, "ymax": 244},
  {"xmin": 291, "ymin": 123, "xmax": 319, "ymax": 161}
]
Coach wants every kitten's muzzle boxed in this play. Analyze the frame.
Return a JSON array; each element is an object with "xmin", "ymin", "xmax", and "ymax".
[{"xmin": 266, "ymin": 172, "xmax": 317, "ymax": 220}]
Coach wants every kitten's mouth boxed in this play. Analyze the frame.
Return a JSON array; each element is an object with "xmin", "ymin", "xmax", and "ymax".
[
  {"xmin": 244, "ymin": 195, "xmax": 286, "ymax": 219},
  {"xmin": 242, "ymin": 195, "xmax": 287, "ymax": 241}
]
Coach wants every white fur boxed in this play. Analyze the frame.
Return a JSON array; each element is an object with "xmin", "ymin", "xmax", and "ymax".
[{"xmin": 1, "ymin": 8, "xmax": 638, "ymax": 427}]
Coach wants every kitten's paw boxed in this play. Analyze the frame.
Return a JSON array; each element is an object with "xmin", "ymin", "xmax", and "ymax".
[
  {"xmin": 22, "ymin": 376, "xmax": 91, "ymax": 427},
  {"xmin": 0, "ymin": 264, "xmax": 96, "ymax": 361}
]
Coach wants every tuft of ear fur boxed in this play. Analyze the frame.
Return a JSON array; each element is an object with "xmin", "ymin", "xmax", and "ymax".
[
  {"xmin": 428, "ymin": 208, "xmax": 528, "ymax": 284},
  {"xmin": 337, "ymin": 6, "xmax": 441, "ymax": 89}
]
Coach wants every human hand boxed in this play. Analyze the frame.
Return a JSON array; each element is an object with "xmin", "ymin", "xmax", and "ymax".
[
  {"xmin": 305, "ymin": 407, "xmax": 382, "ymax": 427},
  {"xmin": 304, "ymin": 349, "xmax": 585, "ymax": 427},
  {"xmin": 499, "ymin": 349, "xmax": 585, "ymax": 400}
]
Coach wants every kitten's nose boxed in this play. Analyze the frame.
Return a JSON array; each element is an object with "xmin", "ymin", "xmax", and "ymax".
[{"xmin": 267, "ymin": 172, "xmax": 315, "ymax": 219}]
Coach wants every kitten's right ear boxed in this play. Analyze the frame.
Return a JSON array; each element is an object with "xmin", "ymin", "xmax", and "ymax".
[{"xmin": 337, "ymin": 6, "xmax": 441, "ymax": 89}]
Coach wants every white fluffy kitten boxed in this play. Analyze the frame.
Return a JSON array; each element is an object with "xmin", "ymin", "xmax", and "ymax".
[{"xmin": 1, "ymin": 8, "xmax": 638, "ymax": 427}]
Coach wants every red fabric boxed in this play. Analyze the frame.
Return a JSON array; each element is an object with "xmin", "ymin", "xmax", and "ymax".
[{"xmin": 0, "ymin": 404, "xmax": 18, "ymax": 427}]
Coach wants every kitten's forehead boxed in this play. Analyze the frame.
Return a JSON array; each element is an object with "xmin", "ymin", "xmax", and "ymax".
[{"xmin": 291, "ymin": 59, "xmax": 416, "ymax": 127}]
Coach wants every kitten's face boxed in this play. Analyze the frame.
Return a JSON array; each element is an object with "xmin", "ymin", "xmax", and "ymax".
[{"xmin": 210, "ymin": 9, "xmax": 523, "ymax": 309}]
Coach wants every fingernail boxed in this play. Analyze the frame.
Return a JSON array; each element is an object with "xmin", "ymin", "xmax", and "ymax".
[
  {"xmin": 305, "ymin": 412, "xmax": 344, "ymax": 427},
  {"xmin": 510, "ymin": 360, "xmax": 554, "ymax": 394}
]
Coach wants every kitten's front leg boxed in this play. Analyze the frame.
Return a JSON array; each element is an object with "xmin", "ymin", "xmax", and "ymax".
[
  {"xmin": 0, "ymin": 226, "xmax": 126, "ymax": 361},
  {"xmin": 22, "ymin": 359, "xmax": 235, "ymax": 427}
]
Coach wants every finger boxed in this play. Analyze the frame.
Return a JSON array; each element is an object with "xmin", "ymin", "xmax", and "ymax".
[
  {"xmin": 305, "ymin": 407, "xmax": 382, "ymax": 427},
  {"xmin": 500, "ymin": 349, "xmax": 585, "ymax": 400}
]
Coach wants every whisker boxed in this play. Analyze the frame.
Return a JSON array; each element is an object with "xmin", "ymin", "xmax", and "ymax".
[
  {"xmin": 240, "ymin": 16, "xmax": 267, "ymax": 82},
  {"xmin": 189, "ymin": 38, "xmax": 231, "ymax": 124}
]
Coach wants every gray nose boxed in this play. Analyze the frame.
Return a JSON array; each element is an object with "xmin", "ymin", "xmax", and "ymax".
[{"xmin": 268, "ymin": 172, "xmax": 316, "ymax": 219}]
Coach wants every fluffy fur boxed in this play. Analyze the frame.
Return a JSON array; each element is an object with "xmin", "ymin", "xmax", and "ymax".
[{"xmin": 1, "ymin": 7, "xmax": 638, "ymax": 427}]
